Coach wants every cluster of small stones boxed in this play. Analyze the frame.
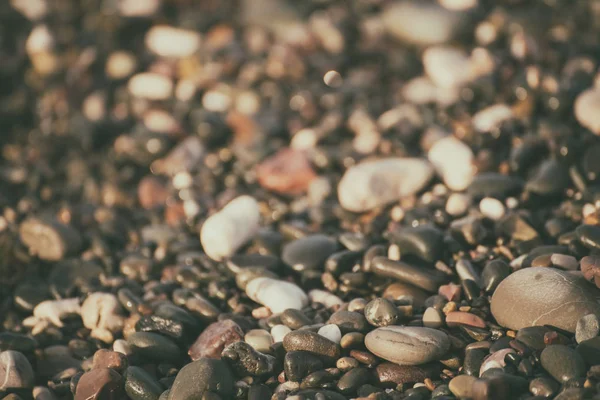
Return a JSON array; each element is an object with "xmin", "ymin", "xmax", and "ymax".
[{"xmin": 4, "ymin": 0, "xmax": 600, "ymax": 400}]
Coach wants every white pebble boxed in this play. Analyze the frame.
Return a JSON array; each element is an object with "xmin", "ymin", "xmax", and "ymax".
[
  {"xmin": 106, "ymin": 51, "xmax": 136, "ymax": 80},
  {"xmin": 402, "ymin": 76, "xmax": 460, "ymax": 106},
  {"xmin": 428, "ymin": 136, "xmax": 475, "ymax": 191},
  {"xmin": 472, "ymin": 104, "xmax": 513, "ymax": 132},
  {"xmin": 81, "ymin": 293, "xmax": 124, "ymax": 333},
  {"xmin": 145, "ymin": 25, "xmax": 201, "ymax": 58},
  {"xmin": 128, "ymin": 73, "xmax": 173, "ymax": 100},
  {"xmin": 438, "ymin": 0, "xmax": 478, "ymax": 10},
  {"xmin": 11, "ymin": 0, "xmax": 47, "ymax": 20},
  {"xmin": 575, "ymin": 88, "xmax": 600, "ymax": 135},
  {"xmin": 318, "ymin": 324, "xmax": 342, "ymax": 344},
  {"xmin": 446, "ymin": 193, "xmax": 470, "ymax": 216},
  {"xmin": 338, "ymin": 158, "xmax": 434, "ymax": 212},
  {"xmin": 33, "ymin": 298, "xmax": 81, "ymax": 328},
  {"xmin": 200, "ymin": 195, "xmax": 260, "ymax": 261},
  {"xmin": 510, "ymin": 254, "xmax": 527, "ymax": 269},
  {"xmin": 118, "ymin": 0, "xmax": 160, "ymax": 17},
  {"xmin": 26, "ymin": 25, "xmax": 53, "ymax": 56},
  {"xmin": 423, "ymin": 46, "xmax": 473, "ymax": 88},
  {"xmin": 113, "ymin": 339, "xmax": 132, "ymax": 355},
  {"xmin": 271, "ymin": 325, "xmax": 292, "ymax": 343},
  {"xmin": 246, "ymin": 278, "xmax": 308, "ymax": 314},
  {"xmin": 308, "ymin": 289, "xmax": 344, "ymax": 308},
  {"xmin": 479, "ymin": 197, "xmax": 505, "ymax": 220},
  {"xmin": 550, "ymin": 254, "xmax": 579, "ymax": 271}
]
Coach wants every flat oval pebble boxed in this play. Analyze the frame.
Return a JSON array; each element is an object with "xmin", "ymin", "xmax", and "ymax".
[
  {"xmin": 576, "ymin": 224, "xmax": 600, "ymax": 250},
  {"xmin": 428, "ymin": 136, "xmax": 475, "ymax": 191},
  {"xmin": 74, "ymin": 368, "xmax": 124, "ymax": 400},
  {"xmin": 491, "ymin": 267, "xmax": 600, "ymax": 332},
  {"xmin": 124, "ymin": 366, "xmax": 163, "ymax": 400},
  {"xmin": 167, "ymin": 358, "xmax": 233, "ymax": 400},
  {"xmin": 386, "ymin": 224, "xmax": 444, "ymax": 263},
  {"xmin": 467, "ymin": 173, "xmax": 524, "ymax": 199},
  {"xmin": 282, "ymin": 234, "xmax": 337, "ymax": 272},
  {"xmin": 127, "ymin": 332, "xmax": 181, "ymax": 363},
  {"xmin": 375, "ymin": 362, "xmax": 440, "ymax": 385},
  {"xmin": 0, "ymin": 350, "xmax": 34, "ymax": 389},
  {"xmin": 540, "ymin": 345, "xmax": 586, "ymax": 383},
  {"xmin": 19, "ymin": 218, "xmax": 82, "ymax": 261},
  {"xmin": 245, "ymin": 277, "xmax": 308, "ymax": 313},
  {"xmin": 200, "ymin": 195, "xmax": 260, "ymax": 261},
  {"xmin": 337, "ymin": 158, "xmax": 434, "ymax": 212},
  {"xmin": 365, "ymin": 326, "xmax": 450, "ymax": 365}
]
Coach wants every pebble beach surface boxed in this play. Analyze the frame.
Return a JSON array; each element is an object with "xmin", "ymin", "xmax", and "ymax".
[{"xmin": 4, "ymin": 0, "xmax": 600, "ymax": 399}]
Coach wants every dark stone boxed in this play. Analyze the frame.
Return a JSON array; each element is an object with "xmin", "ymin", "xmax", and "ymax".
[
  {"xmin": 135, "ymin": 315, "xmax": 188, "ymax": 341},
  {"xmin": 386, "ymin": 224, "xmax": 444, "ymax": 263},
  {"xmin": 48, "ymin": 259, "xmax": 103, "ymax": 297},
  {"xmin": 576, "ymin": 336, "xmax": 600, "ymax": 365},
  {"xmin": 127, "ymin": 332, "xmax": 181, "ymax": 363},
  {"xmin": 280, "ymin": 309, "xmax": 312, "ymax": 330},
  {"xmin": 529, "ymin": 377, "xmax": 559, "ymax": 398},
  {"xmin": 14, "ymin": 280, "xmax": 50, "ymax": 311},
  {"xmin": 525, "ymin": 159, "xmax": 571, "ymax": 196},
  {"xmin": 226, "ymin": 254, "xmax": 281, "ymax": 274},
  {"xmin": 124, "ymin": 366, "xmax": 164, "ymax": 400},
  {"xmin": 467, "ymin": 173, "xmax": 524, "ymax": 199},
  {"xmin": 167, "ymin": 358, "xmax": 233, "ymax": 400},
  {"xmin": 284, "ymin": 351, "xmax": 324, "ymax": 382},
  {"xmin": 577, "ymin": 224, "xmax": 600, "ymax": 250},
  {"xmin": 74, "ymin": 368, "xmax": 124, "ymax": 400},
  {"xmin": 188, "ymin": 320, "xmax": 244, "ymax": 360},
  {"xmin": 282, "ymin": 234, "xmax": 337, "ymax": 272},
  {"xmin": 221, "ymin": 341, "xmax": 275, "ymax": 377},
  {"xmin": 325, "ymin": 250, "xmax": 362, "ymax": 276},
  {"xmin": 337, "ymin": 367, "xmax": 371, "ymax": 395},
  {"xmin": 364, "ymin": 298, "xmax": 400, "ymax": 327},
  {"xmin": 375, "ymin": 363, "xmax": 440, "ymax": 385},
  {"xmin": 540, "ymin": 345, "xmax": 586, "ymax": 383},
  {"xmin": 0, "ymin": 333, "xmax": 37, "ymax": 354},
  {"xmin": 327, "ymin": 310, "xmax": 368, "ymax": 333},
  {"xmin": 283, "ymin": 331, "xmax": 340, "ymax": 359},
  {"xmin": 481, "ymin": 259, "xmax": 510, "ymax": 294},
  {"xmin": 515, "ymin": 326, "xmax": 552, "ymax": 352},
  {"xmin": 371, "ymin": 257, "xmax": 447, "ymax": 292}
]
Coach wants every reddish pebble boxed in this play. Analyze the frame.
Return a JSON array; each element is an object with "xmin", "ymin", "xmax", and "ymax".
[
  {"xmin": 138, "ymin": 176, "xmax": 169, "ymax": 209},
  {"xmin": 92, "ymin": 349, "xmax": 128, "ymax": 374},
  {"xmin": 445, "ymin": 311, "xmax": 486, "ymax": 329},
  {"xmin": 188, "ymin": 319, "xmax": 244, "ymax": 360},
  {"xmin": 74, "ymin": 368, "xmax": 124, "ymax": 400},
  {"xmin": 256, "ymin": 148, "xmax": 316, "ymax": 194},
  {"xmin": 439, "ymin": 283, "xmax": 462, "ymax": 302}
]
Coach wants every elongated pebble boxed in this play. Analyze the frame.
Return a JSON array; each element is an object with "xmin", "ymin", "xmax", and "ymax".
[
  {"xmin": 128, "ymin": 73, "xmax": 173, "ymax": 100},
  {"xmin": 365, "ymin": 326, "xmax": 450, "ymax": 365},
  {"xmin": 145, "ymin": 25, "xmax": 200, "ymax": 58},
  {"xmin": 308, "ymin": 289, "xmax": 344, "ymax": 308},
  {"xmin": 246, "ymin": 278, "xmax": 308, "ymax": 313},
  {"xmin": 200, "ymin": 195, "xmax": 260, "ymax": 261}
]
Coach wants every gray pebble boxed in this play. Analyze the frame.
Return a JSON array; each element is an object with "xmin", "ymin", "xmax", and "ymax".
[
  {"xmin": 576, "ymin": 313, "xmax": 600, "ymax": 343},
  {"xmin": 365, "ymin": 326, "xmax": 450, "ymax": 365},
  {"xmin": 0, "ymin": 350, "xmax": 34, "ymax": 389},
  {"xmin": 540, "ymin": 345, "xmax": 586, "ymax": 383}
]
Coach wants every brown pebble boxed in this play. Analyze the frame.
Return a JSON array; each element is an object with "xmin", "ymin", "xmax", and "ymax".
[
  {"xmin": 188, "ymin": 319, "xmax": 244, "ymax": 360},
  {"xmin": 375, "ymin": 362, "xmax": 440, "ymax": 385},
  {"xmin": 383, "ymin": 282, "xmax": 430, "ymax": 308},
  {"xmin": 544, "ymin": 331, "xmax": 570, "ymax": 346},
  {"xmin": 138, "ymin": 176, "xmax": 169, "ymax": 209},
  {"xmin": 74, "ymin": 368, "xmax": 124, "ymax": 400},
  {"xmin": 581, "ymin": 255, "xmax": 600, "ymax": 288},
  {"xmin": 92, "ymin": 349, "xmax": 128, "ymax": 374},
  {"xmin": 439, "ymin": 283, "xmax": 462, "ymax": 302},
  {"xmin": 446, "ymin": 311, "xmax": 487, "ymax": 329},
  {"xmin": 349, "ymin": 350, "xmax": 378, "ymax": 367},
  {"xmin": 336, "ymin": 357, "xmax": 359, "ymax": 371},
  {"xmin": 340, "ymin": 332, "xmax": 365, "ymax": 349},
  {"xmin": 531, "ymin": 254, "xmax": 552, "ymax": 268},
  {"xmin": 255, "ymin": 148, "xmax": 316, "ymax": 194}
]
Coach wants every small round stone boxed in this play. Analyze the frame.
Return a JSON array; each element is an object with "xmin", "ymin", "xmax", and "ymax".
[
  {"xmin": 423, "ymin": 307, "xmax": 444, "ymax": 329},
  {"xmin": 246, "ymin": 277, "xmax": 308, "ymax": 314},
  {"xmin": 245, "ymin": 330, "xmax": 273, "ymax": 354},
  {"xmin": 575, "ymin": 88, "xmax": 600, "ymax": 134},
  {"xmin": 74, "ymin": 368, "xmax": 124, "ymax": 400},
  {"xmin": 449, "ymin": 375, "xmax": 477, "ymax": 398},
  {"xmin": 364, "ymin": 298, "xmax": 400, "ymax": 327}
]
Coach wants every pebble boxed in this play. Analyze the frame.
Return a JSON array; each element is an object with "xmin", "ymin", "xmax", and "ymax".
[
  {"xmin": 479, "ymin": 197, "xmax": 505, "ymax": 220},
  {"xmin": 383, "ymin": 282, "xmax": 430, "ymax": 308},
  {"xmin": 308, "ymin": 290, "xmax": 344, "ymax": 308},
  {"xmin": 284, "ymin": 351, "xmax": 324, "ymax": 382},
  {"xmin": 576, "ymin": 314, "xmax": 600, "ymax": 343},
  {"xmin": 515, "ymin": 326, "xmax": 552, "ymax": 352},
  {"xmin": 576, "ymin": 224, "xmax": 600, "ymax": 250},
  {"xmin": 92, "ymin": 349, "xmax": 128, "ymax": 373},
  {"xmin": 371, "ymin": 257, "xmax": 447, "ymax": 292},
  {"xmin": 446, "ymin": 311, "xmax": 486, "ymax": 329},
  {"xmin": 481, "ymin": 260, "xmax": 510, "ymax": 294},
  {"xmin": 365, "ymin": 326, "xmax": 450, "ymax": 365},
  {"xmin": 423, "ymin": 307, "xmax": 444, "ymax": 329},
  {"xmin": 124, "ymin": 366, "xmax": 163, "ymax": 400},
  {"xmin": 318, "ymin": 324, "xmax": 342, "ymax": 344},
  {"xmin": 19, "ymin": 218, "xmax": 81, "ymax": 261},
  {"xmin": 423, "ymin": 46, "xmax": 473, "ymax": 88},
  {"xmin": 168, "ymin": 358, "xmax": 233, "ymax": 400},
  {"xmin": 283, "ymin": 331, "xmax": 340, "ymax": 359},
  {"xmin": 337, "ymin": 367, "xmax": 370, "ymax": 395},
  {"xmin": 472, "ymin": 104, "xmax": 514, "ymax": 132},
  {"xmin": 128, "ymin": 73, "xmax": 173, "ymax": 100},
  {"xmin": 382, "ymin": 1, "xmax": 467, "ymax": 45},
  {"xmin": 282, "ymin": 234, "xmax": 337, "ymax": 272},
  {"xmin": 449, "ymin": 375, "xmax": 477, "ymax": 399},
  {"xmin": 428, "ymin": 136, "xmax": 475, "ymax": 191},
  {"xmin": 246, "ymin": 277, "xmax": 308, "ymax": 313},
  {"xmin": 0, "ymin": 351, "xmax": 34, "ymax": 389},
  {"xmin": 375, "ymin": 363, "xmax": 440, "ymax": 385},
  {"xmin": 446, "ymin": 193, "xmax": 471, "ymax": 216},
  {"xmin": 127, "ymin": 332, "xmax": 181, "ymax": 363},
  {"xmin": 540, "ymin": 345, "xmax": 586, "ymax": 383},
  {"xmin": 74, "ymin": 368, "xmax": 124, "ymax": 400},
  {"xmin": 550, "ymin": 254, "xmax": 579, "ymax": 270},
  {"xmin": 221, "ymin": 341, "xmax": 276, "ymax": 377},
  {"xmin": 188, "ymin": 319, "xmax": 244, "ymax": 360},
  {"xmin": 386, "ymin": 224, "xmax": 444, "ymax": 263},
  {"xmin": 574, "ymin": 88, "xmax": 600, "ymax": 135},
  {"xmin": 529, "ymin": 377, "xmax": 559, "ymax": 398},
  {"xmin": 328, "ymin": 310, "xmax": 368, "ymax": 333},
  {"xmin": 81, "ymin": 292, "xmax": 124, "ymax": 340},
  {"xmin": 491, "ymin": 267, "xmax": 600, "ymax": 332},
  {"xmin": 245, "ymin": 329, "xmax": 273, "ymax": 354},
  {"xmin": 364, "ymin": 298, "xmax": 400, "ymax": 327},
  {"xmin": 145, "ymin": 25, "xmax": 200, "ymax": 58},
  {"xmin": 200, "ymin": 195, "xmax": 261, "ymax": 261},
  {"xmin": 33, "ymin": 298, "xmax": 81, "ymax": 328},
  {"xmin": 576, "ymin": 337, "xmax": 600, "ymax": 365},
  {"xmin": 271, "ymin": 325, "xmax": 292, "ymax": 343},
  {"xmin": 479, "ymin": 348, "xmax": 514, "ymax": 376},
  {"xmin": 337, "ymin": 158, "xmax": 434, "ymax": 212},
  {"xmin": 256, "ymin": 148, "xmax": 317, "ymax": 194}
]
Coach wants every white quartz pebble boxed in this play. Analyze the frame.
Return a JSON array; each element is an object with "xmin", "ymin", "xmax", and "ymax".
[
  {"xmin": 575, "ymin": 88, "xmax": 600, "ymax": 135},
  {"xmin": 423, "ymin": 46, "xmax": 473, "ymax": 88},
  {"xmin": 271, "ymin": 325, "xmax": 292, "ymax": 343},
  {"xmin": 81, "ymin": 292, "xmax": 124, "ymax": 333},
  {"xmin": 128, "ymin": 73, "xmax": 173, "ymax": 100},
  {"xmin": 479, "ymin": 197, "xmax": 505, "ymax": 220},
  {"xmin": 338, "ymin": 158, "xmax": 434, "ymax": 212},
  {"xmin": 428, "ymin": 136, "xmax": 475, "ymax": 191},
  {"xmin": 145, "ymin": 25, "xmax": 201, "ymax": 58},
  {"xmin": 308, "ymin": 289, "xmax": 344, "ymax": 308},
  {"xmin": 246, "ymin": 278, "xmax": 308, "ymax": 314},
  {"xmin": 318, "ymin": 324, "xmax": 342, "ymax": 344},
  {"xmin": 446, "ymin": 193, "xmax": 470, "ymax": 216},
  {"xmin": 472, "ymin": 104, "xmax": 513, "ymax": 132},
  {"xmin": 33, "ymin": 298, "xmax": 81, "ymax": 328},
  {"xmin": 200, "ymin": 195, "xmax": 260, "ymax": 261}
]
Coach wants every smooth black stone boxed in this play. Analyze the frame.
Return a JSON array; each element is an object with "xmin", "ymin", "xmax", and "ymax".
[
  {"xmin": 125, "ymin": 366, "xmax": 164, "ymax": 400},
  {"xmin": 481, "ymin": 259, "xmax": 510, "ymax": 294},
  {"xmin": 0, "ymin": 333, "xmax": 37, "ymax": 353},
  {"xmin": 356, "ymin": 384, "xmax": 382, "ymax": 397},
  {"xmin": 529, "ymin": 377, "xmax": 559, "ymax": 398},
  {"xmin": 280, "ymin": 309, "xmax": 312, "ymax": 330},
  {"xmin": 464, "ymin": 348, "xmax": 487, "ymax": 376},
  {"xmin": 48, "ymin": 259, "xmax": 103, "ymax": 297},
  {"xmin": 554, "ymin": 388, "xmax": 590, "ymax": 400},
  {"xmin": 118, "ymin": 288, "xmax": 144, "ymax": 313},
  {"xmin": 250, "ymin": 230, "xmax": 284, "ymax": 255},
  {"xmin": 521, "ymin": 245, "xmax": 569, "ymax": 268},
  {"xmin": 509, "ymin": 136, "xmax": 548, "ymax": 173},
  {"xmin": 135, "ymin": 315, "xmax": 187, "ymax": 342},
  {"xmin": 489, "ymin": 336, "xmax": 512, "ymax": 353},
  {"xmin": 576, "ymin": 225, "xmax": 600, "ymax": 250},
  {"xmin": 363, "ymin": 245, "xmax": 387, "ymax": 273},
  {"xmin": 386, "ymin": 224, "xmax": 444, "ymax": 263},
  {"xmin": 467, "ymin": 173, "xmax": 524, "ymax": 199},
  {"xmin": 337, "ymin": 368, "xmax": 371, "ymax": 395},
  {"xmin": 221, "ymin": 341, "xmax": 275, "ymax": 377},
  {"xmin": 450, "ymin": 215, "xmax": 490, "ymax": 246},
  {"xmin": 431, "ymin": 384, "xmax": 452, "ymax": 398},
  {"xmin": 364, "ymin": 298, "xmax": 400, "ymax": 327},
  {"xmin": 576, "ymin": 336, "xmax": 600, "ymax": 365},
  {"xmin": 473, "ymin": 371, "xmax": 528, "ymax": 400},
  {"xmin": 300, "ymin": 370, "xmax": 338, "ymax": 389},
  {"xmin": 14, "ymin": 280, "xmax": 50, "ymax": 311},
  {"xmin": 248, "ymin": 384, "xmax": 272, "ymax": 400},
  {"xmin": 127, "ymin": 332, "xmax": 181, "ymax": 363},
  {"xmin": 339, "ymin": 272, "xmax": 366, "ymax": 287},
  {"xmin": 515, "ymin": 326, "xmax": 552, "ymax": 352},
  {"xmin": 339, "ymin": 232, "xmax": 370, "ymax": 252},
  {"xmin": 461, "ymin": 279, "xmax": 480, "ymax": 301},
  {"xmin": 540, "ymin": 345, "xmax": 586, "ymax": 383},
  {"xmin": 282, "ymin": 234, "xmax": 337, "ymax": 272},
  {"xmin": 167, "ymin": 358, "xmax": 233, "ymax": 400},
  {"xmin": 226, "ymin": 254, "xmax": 281, "ymax": 274},
  {"xmin": 371, "ymin": 257, "xmax": 447, "ymax": 292},
  {"xmin": 284, "ymin": 351, "xmax": 324, "ymax": 382},
  {"xmin": 327, "ymin": 310, "xmax": 368, "ymax": 333},
  {"xmin": 582, "ymin": 143, "xmax": 600, "ymax": 182},
  {"xmin": 545, "ymin": 217, "xmax": 577, "ymax": 239},
  {"xmin": 525, "ymin": 159, "xmax": 571, "ymax": 196},
  {"xmin": 68, "ymin": 339, "xmax": 93, "ymax": 359},
  {"xmin": 294, "ymin": 389, "xmax": 347, "ymax": 400},
  {"xmin": 324, "ymin": 250, "xmax": 362, "ymax": 276}
]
